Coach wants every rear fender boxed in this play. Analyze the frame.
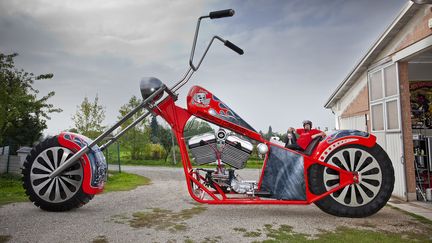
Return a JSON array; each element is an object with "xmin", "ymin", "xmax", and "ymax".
[
  {"xmin": 311, "ymin": 130, "xmax": 376, "ymax": 162},
  {"xmin": 58, "ymin": 132, "xmax": 107, "ymax": 195}
]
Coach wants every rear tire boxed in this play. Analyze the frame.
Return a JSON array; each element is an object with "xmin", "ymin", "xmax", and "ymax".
[
  {"xmin": 22, "ymin": 136, "xmax": 94, "ymax": 211},
  {"xmin": 309, "ymin": 144, "xmax": 394, "ymax": 217}
]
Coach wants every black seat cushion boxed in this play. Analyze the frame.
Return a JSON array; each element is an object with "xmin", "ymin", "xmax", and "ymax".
[{"xmin": 302, "ymin": 136, "xmax": 322, "ymax": 156}]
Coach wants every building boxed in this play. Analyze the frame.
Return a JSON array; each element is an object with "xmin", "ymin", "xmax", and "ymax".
[{"xmin": 325, "ymin": 1, "xmax": 432, "ymax": 201}]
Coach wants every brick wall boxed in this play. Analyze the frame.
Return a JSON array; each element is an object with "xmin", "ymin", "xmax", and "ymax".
[
  {"xmin": 340, "ymin": 85, "xmax": 371, "ymax": 132},
  {"xmin": 399, "ymin": 62, "xmax": 416, "ymax": 201},
  {"xmin": 394, "ymin": 6, "xmax": 432, "ymax": 53}
]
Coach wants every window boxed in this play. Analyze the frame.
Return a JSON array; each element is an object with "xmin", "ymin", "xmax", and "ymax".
[
  {"xmin": 384, "ymin": 64, "xmax": 398, "ymax": 97},
  {"xmin": 371, "ymin": 104, "xmax": 384, "ymax": 131},
  {"xmin": 370, "ymin": 71, "xmax": 383, "ymax": 101},
  {"xmin": 386, "ymin": 100, "xmax": 399, "ymax": 130},
  {"xmin": 369, "ymin": 63, "xmax": 400, "ymax": 132}
]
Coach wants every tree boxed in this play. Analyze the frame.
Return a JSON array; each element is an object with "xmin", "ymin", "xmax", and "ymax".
[
  {"xmin": 118, "ymin": 95, "xmax": 150, "ymax": 160},
  {"xmin": 72, "ymin": 95, "xmax": 106, "ymax": 139},
  {"xmin": 263, "ymin": 125, "xmax": 273, "ymax": 140},
  {"xmin": 184, "ymin": 119, "xmax": 214, "ymax": 138},
  {"xmin": 158, "ymin": 126, "xmax": 176, "ymax": 162},
  {"xmin": 150, "ymin": 116, "xmax": 160, "ymax": 144},
  {"xmin": 0, "ymin": 53, "xmax": 62, "ymax": 153}
]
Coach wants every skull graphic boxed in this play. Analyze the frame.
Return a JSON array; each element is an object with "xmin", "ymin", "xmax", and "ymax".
[{"xmin": 193, "ymin": 92, "xmax": 210, "ymax": 106}]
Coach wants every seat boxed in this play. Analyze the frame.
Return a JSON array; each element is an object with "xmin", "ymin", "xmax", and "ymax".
[{"xmin": 302, "ymin": 136, "xmax": 323, "ymax": 156}]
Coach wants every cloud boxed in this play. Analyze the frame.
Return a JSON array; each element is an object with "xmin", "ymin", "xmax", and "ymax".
[{"xmin": 0, "ymin": 0, "xmax": 407, "ymax": 136}]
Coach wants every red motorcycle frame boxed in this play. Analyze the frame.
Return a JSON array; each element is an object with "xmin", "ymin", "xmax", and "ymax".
[
  {"xmin": 23, "ymin": 9, "xmax": 394, "ymax": 217},
  {"xmin": 154, "ymin": 86, "xmax": 371, "ymax": 205}
]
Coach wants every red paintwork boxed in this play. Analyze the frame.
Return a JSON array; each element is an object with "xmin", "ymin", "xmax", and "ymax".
[
  {"xmin": 58, "ymin": 132, "xmax": 104, "ymax": 195},
  {"xmin": 152, "ymin": 85, "xmax": 377, "ymax": 205},
  {"xmin": 187, "ymin": 85, "xmax": 262, "ymax": 141}
]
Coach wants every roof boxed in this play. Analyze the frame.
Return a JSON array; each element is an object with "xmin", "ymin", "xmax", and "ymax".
[{"xmin": 324, "ymin": 1, "xmax": 420, "ymax": 109}]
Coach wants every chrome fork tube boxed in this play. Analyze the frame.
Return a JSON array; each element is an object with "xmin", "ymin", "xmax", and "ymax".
[{"xmin": 48, "ymin": 85, "xmax": 166, "ymax": 179}]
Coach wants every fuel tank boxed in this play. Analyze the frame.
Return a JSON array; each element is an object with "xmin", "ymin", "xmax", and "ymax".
[{"xmin": 186, "ymin": 85, "xmax": 257, "ymax": 134}]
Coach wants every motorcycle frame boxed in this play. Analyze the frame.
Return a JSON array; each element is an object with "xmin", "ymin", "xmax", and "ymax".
[
  {"xmin": 152, "ymin": 93, "xmax": 359, "ymax": 205},
  {"xmin": 47, "ymin": 9, "xmax": 362, "ymax": 205}
]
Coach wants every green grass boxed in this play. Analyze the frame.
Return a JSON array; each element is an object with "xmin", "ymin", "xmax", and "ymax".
[
  {"xmin": 247, "ymin": 224, "xmax": 432, "ymax": 243},
  {"xmin": 0, "ymin": 171, "xmax": 150, "ymax": 205},
  {"xmin": 103, "ymin": 171, "xmax": 151, "ymax": 193},
  {"xmin": 387, "ymin": 204, "xmax": 432, "ymax": 226},
  {"xmin": 0, "ymin": 174, "xmax": 27, "ymax": 206}
]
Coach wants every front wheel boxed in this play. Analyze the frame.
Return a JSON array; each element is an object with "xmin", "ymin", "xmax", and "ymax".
[
  {"xmin": 22, "ymin": 136, "xmax": 94, "ymax": 211},
  {"xmin": 309, "ymin": 144, "xmax": 394, "ymax": 217}
]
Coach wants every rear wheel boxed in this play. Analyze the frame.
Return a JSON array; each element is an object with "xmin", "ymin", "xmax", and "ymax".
[
  {"xmin": 22, "ymin": 136, "xmax": 93, "ymax": 211},
  {"xmin": 309, "ymin": 144, "xmax": 394, "ymax": 217}
]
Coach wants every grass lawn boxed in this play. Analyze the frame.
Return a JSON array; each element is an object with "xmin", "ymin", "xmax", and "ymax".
[
  {"xmin": 0, "ymin": 173, "xmax": 27, "ymax": 206},
  {"xmin": 104, "ymin": 171, "xmax": 151, "ymax": 193},
  {"xmin": 0, "ymin": 171, "xmax": 151, "ymax": 206}
]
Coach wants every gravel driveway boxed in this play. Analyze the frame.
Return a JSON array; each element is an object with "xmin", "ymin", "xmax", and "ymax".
[{"xmin": 0, "ymin": 166, "xmax": 430, "ymax": 242}]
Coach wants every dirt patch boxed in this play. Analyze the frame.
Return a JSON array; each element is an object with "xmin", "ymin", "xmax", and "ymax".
[
  {"xmin": 0, "ymin": 235, "xmax": 11, "ymax": 243},
  {"xmin": 92, "ymin": 235, "xmax": 108, "ymax": 243},
  {"xmin": 129, "ymin": 206, "xmax": 207, "ymax": 232}
]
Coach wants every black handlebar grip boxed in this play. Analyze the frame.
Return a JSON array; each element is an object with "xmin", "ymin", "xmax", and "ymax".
[
  {"xmin": 224, "ymin": 40, "xmax": 244, "ymax": 55},
  {"xmin": 209, "ymin": 9, "xmax": 235, "ymax": 19}
]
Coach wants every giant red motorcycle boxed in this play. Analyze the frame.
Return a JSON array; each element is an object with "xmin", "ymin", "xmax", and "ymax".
[{"xmin": 22, "ymin": 9, "xmax": 394, "ymax": 217}]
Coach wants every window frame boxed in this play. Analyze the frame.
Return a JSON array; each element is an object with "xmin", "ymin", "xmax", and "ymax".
[{"xmin": 368, "ymin": 62, "xmax": 401, "ymax": 133}]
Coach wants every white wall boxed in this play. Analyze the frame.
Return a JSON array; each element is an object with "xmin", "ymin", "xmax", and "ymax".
[
  {"xmin": 339, "ymin": 115, "xmax": 367, "ymax": 131},
  {"xmin": 0, "ymin": 155, "xmax": 22, "ymax": 174}
]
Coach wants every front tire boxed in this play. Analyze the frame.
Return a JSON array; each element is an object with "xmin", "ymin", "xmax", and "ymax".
[
  {"xmin": 22, "ymin": 136, "xmax": 93, "ymax": 211},
  {"xmin": 309, "ymin": 144, "xmax": 394, "ymax": 217}
]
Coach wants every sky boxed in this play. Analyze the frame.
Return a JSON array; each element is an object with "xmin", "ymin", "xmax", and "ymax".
[{"xmin": 0, "ymin": 0, "xmax": 409, "ymax": 136}]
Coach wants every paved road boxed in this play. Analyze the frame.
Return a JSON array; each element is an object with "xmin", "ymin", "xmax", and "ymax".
[{"xmin": 0, "ymin": 166, "xmax": 429, "ymax": 242}]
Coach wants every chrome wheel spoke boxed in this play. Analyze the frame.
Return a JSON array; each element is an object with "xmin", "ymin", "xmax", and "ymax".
[
  {"xmin": 361, "ymin": 180, "xmax": 380, "ymax": 195},
  {"xmin": 357, "ymin": 183, "xmax": 371, "ymax": 201},
  {"xmin": 32, "ymin": 163, "xmax": 52, "ymax": 173},
  {"xmin": 361, "ymin": 173, "xmax": 381, "ymax": 181},
  {"xmin": 54, "ymin": 179, "xmax": 61, "ymax": 201},
  {"xmin": 31, "ymin": 173, "xmax": 50, "ymax": 180},
  {"xmin": 350, "ymin": 185, "xmax": 358, "ymax": 206},
  {"xmin": 335, "ymin": 186, "xmax": 349, "ymax": 200},
  {"xmin": 324, "ymin": 174, "xmax": 339, "ymax": 181},
  {"xmin": 354, "ymin": 152, "xmax": 368, "ymax": 171},
  {"xmin": 349, "ymin": 151, "xmax": 356, "ymax": 172},
  {"xmin": 33, "ymin": 178, "xmax": 52, "ymax": 193},
  {"xmin": 59, "ymin": 178, "xmax": 75, "ymax": 198},
  {"xmin": 40, "ymin": 152, "xmax": 55, "ymax": 171},
  {"xmin": 358, "ymin": 162, "xmax": 376, "ymax": 174},
  {"xmin": 60, "ymin": 176, "xmax": 81, "ymax": 187},
  {"xmin": 52, "ymin": 148, "xmax": 59, "ymax": 169}
]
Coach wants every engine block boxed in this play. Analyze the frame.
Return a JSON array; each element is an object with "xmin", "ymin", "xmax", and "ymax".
[{"xmin": 188, "ymin": 130, "xmax": 253, "ymax": 168}]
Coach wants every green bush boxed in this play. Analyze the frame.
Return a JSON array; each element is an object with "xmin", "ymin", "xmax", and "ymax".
[{"xmin": 143, "ymin": 143, "xmax": 166, "ymax": 160}]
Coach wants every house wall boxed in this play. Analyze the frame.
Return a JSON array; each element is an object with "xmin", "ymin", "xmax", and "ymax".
[
  {"xmin": 377, "ymin": 5, "xmax": 432, "ymax": 61},
  {"xmin": 330, "ymin": 5, "xmax": 432, "ymax": 200}
]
